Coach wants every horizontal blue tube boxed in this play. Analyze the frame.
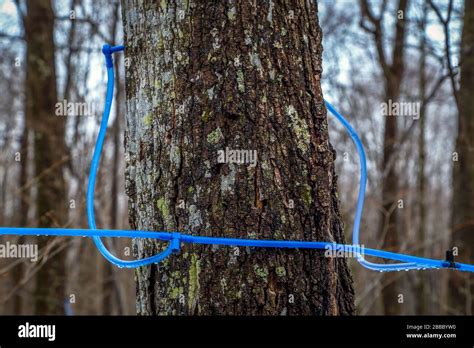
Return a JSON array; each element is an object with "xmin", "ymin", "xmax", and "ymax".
[{"xmin": 1, "ymin": 227, "xmax": 473, "ymax": 272}]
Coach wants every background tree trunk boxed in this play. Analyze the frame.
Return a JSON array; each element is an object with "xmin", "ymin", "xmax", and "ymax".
[
  {"xmin": 360, "ymin": 0, "xmax": 409, "ymax": 315},
  {"xmin": 12, "ymin": 101, "xmax": 30, "ymax": 315},
  {"xmin": 122, "ymin": 0, "xmax": 354, "ymax": 315},
  {"xmin": 25, "ymin": 0, "xmax": 68, "ymax": 315},
  {"xmin": 449, "ymin": 0, "xmax": 474, "ymax": 315},
  {"xmin": 378, "ymin": 0, "xmax": 408, "ymax": 316},
  {"xmin": 415, "ymin": 4, "xmax": 428, "ymax": 314}
]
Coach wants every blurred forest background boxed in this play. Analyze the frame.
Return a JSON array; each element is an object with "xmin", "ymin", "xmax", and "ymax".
[{"xmin": 0, "ymin": 0, "xmax": 472, "ymax": 315}]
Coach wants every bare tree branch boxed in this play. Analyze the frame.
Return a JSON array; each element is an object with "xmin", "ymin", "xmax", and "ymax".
[
  {"xmin": 359, "ymin": 0, "xmax": 391, "ymax": 79},
  {"xmin": 428, "ymin": 0, "xmax": 461, "ymax": 111}
]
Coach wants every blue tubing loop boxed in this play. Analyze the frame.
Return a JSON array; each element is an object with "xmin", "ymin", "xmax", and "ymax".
[
  {"xmin": 87, "ymin": 48, "xmax": 181, "ymax": 268},
  {"xmin": 0, "ymin": 43, "xmax": 472, "ymax": 273},
  {"xmin": 325, "ymin": 101, "xmax": 419, "ymax": 272}
]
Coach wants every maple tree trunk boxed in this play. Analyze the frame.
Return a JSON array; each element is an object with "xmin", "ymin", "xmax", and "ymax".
[{"xmin": 122, "ymin": 0, "xmax": 355, "ymax": 315}]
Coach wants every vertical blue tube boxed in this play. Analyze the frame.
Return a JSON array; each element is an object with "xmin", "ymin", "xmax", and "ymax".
[{"xmin": 86, "ymin": 48, "xmax": 179, "ymax": 268}]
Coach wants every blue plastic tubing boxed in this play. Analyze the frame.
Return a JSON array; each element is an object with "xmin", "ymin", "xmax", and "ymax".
[{"xmin": 0, "ymin": 44, "xmax": 473, "ymax": 273}]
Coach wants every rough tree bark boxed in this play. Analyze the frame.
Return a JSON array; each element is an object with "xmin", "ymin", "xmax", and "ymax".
[
  {"xmin": 25, "ymin": 0, "xmax": 67, "ymax": 315},
  {"xmin": 122, "ymin": 0, "xmax": 355, "ymax": 315},
  {"xmin": 449, "ymin": 0, "xmax": 474, "ymax": 315}
]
